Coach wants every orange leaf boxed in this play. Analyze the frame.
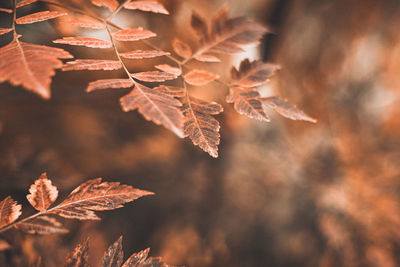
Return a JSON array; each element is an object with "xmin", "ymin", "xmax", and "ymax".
[
  {"xmin": 153, "ymin": 85, "xmax": 185, "ymax": 97},
  {"xmin": 262, "ymin": 96, "xmax": 317, "ymax": 123},
  {"xmin": 102, "ymin": 236, "xmax": 124, "ymax": 267},
  {"xmin": 113, "ymin": 28, "xmax": 156, "ymax": 41},
  {"xmin": 192, "ymin": 7, "xmax": 269, "ymax": 54},
  {"xmin": 0, "ymin": 28, "xmax": 12, "ymax": 36},
  {"xmin": 124, "ymin": 0, "xmax": 169, "ymax": 15},
  {"xmin": 226, "ymin": 87, "xmax": 270, "ymax": 122},
  {"xmin": 62, "ymin": 59, "xmax": 122, "ymax": 71},
  {"xmin": 184, "ymin": 69, "xmax": 218, "ymax": 86},
  {"xmin": 132, "ymin": 71, "xmax": 178, "ymax": 82},
  {"xmin": 0, "ymin": 8, "xmax": 12, "ymax": 13},
  {"xmin": 16, "ymin": 0, "xmax": 38, "ymax": 8},
  {"xmin": 0, "ymin": 39, "xmax": 72, "ymax": 99},
  {"xmin": 15, "ymin": 216, "xmax": 68, "ymax": 234},
  {"xmin": 172, "ymin": 38, "xmax": 192, "ymax": 58},
  {"xmin": 68, "ymin": 18, "xmax": 105, "ymax": 29},
  {"xmin": 0, "ymin": 239, "xmax": 10, "ymax": 252},
  {"xmin": 120, "ymin": 83, "xmax": 184, "ymax": 137},
  {"xmin": 122, "ymin": 248, "xmax": 150, "ymax": 267},
  {"xmin": 182, "ymin": 97, "xmax": 223, "ymax": 158},
  {"xmin": 194, "ymin": 54, "xmax": 221, "ymax": 62},
  {"xmin": 51, "ymin": 178, "xmax": 154, "ymax": 220},
  {"xmin": 16, "ymin": 11, "xmax": 67, "ymax": 24},
  {"xmin": 27, "ymin": 172, "xmax": 58, "ymax": 211},
  {"xmin": 231, "ymin": 59, "xmax": 280, "ymax": 87},
  {"xmin": 0, "ymin": 197, "xmax": 22, "ymax": 229},
  {"xmin": 86, "ymin": 79, "xmax": 133, "ymax": 92},
  {"xmin": 53, "ymin": 37, "xmax": 112, "ymax": 48},
  {"xmin": 90, "ymin": 0, "xmax": 118, "ymax": 11},
  {"xmin": 154, "ymin": 64, "xmax": 182, "ymax": 76},
  {"xmin": 120, "ymin": 49, "xmax": 170, "ymax": 59},
  {"xmin": 65, "ymin": 239, "xmax": 89, "ymax": 267}
]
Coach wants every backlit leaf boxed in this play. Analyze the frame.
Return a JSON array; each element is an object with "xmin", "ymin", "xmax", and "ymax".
[
  {"xmin": 16, "ymin": 11, "xmax": 67, "ymax": 24},
  {"xmin": 62, "ymin": 60, "xmax": 122, "ymax": 71},
  {"xmin": 154, "ymin": 64, "xmax": 182, "ymax": 76},
  {"xmin": 262, "ymin": 96, "xmax": 317, "ymax": 123},
  {"xmin": 101, "ymin": 236, "xmax": 123, "ymax": 267},
  {"xmin": 120, "ymin": 82, "xmax": 184, "ymax": 137},
  {"xmin": 192, "ymin": 8, "xmax": 269, "ymax": 56},
  {"xmin": 0, "ymin": 39, "xmax": 73, "ymax": 99},
  {"xmin": 120, "ymin": 50, "xmax": 170, "ymax": 59},
  {"xmin": 124, "ymin": 1, "xmax": 169, "ymax": 15},
  {"xmin": 172, "ymin": 38, "xmax": 192, "ymax": 58},
  {"xmin": 51, "ymin": 178, "xmax": 153, "ymax": 220},
  {"xmin": 16, "ymin": 0, "xmax": 38, "ymax": 8},
  {"xmin": 182, "ymin": 97, "xmax": 223, "ymax": 158},
  {"xmin": 0, "ymin": 8, "xmax": 12, "ymax": 13},
  {"xmin": 132, "ymin": 71, "xmax": 178, "ymax": 82},
  {"xmin": 0, "ymin": 28, "xmax": 12, "ymax": 36},
  {"xmin": 16, "ymin": 216, "xmax": 68, "ymax": 234},
  {"xmin": 27, "ymin": 172, "xmax": 58, "ymax": 211},
  {"xmin": 65, "ymin": 239, "xmax": 89, "ymax": 267},
  {"xmin": 91, "ymin": 0, "xmax": 118, "ymax": 11},
  {"xmin": 113, "ymin": 28, "xmax": 156, "ymax": 41},
  {"xmin": 0, "ymin": 197, "xmax": 22, "ymax": 229},
  {"xmin": 184, "ymin": 69, "xmax": 218, "ymax": 86},
  {"xmin": 68, "ymin": 18, "xmax": 105, "ymax": 29},
  {"xmin": 194, "ymin": 54, "xmax": 221, "ymax": 62},
  {"xmin": 87, "ymin": 79, "xmax": 133, "ymax": 92},
  {"xmin": 53, "ymin": 37, "xmax": 112, "ymax": 48},
  {"xmin": 226, "ymin": 86, "xmax": 270, "ymax": 122},
  {"xmin": 153, "ymin": 85, "xmax": 185, "ymax": 97},
  {"xmin": 231, "ymin": 59, "xmax": 280, "ymax": 87}
]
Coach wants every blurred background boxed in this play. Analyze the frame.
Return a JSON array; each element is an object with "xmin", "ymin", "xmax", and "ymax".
[{"xmin": 1, "ymin": 0, "xmax": 400, "ymax": 266}]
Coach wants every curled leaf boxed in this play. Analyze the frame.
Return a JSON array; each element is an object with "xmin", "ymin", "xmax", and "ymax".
[{"xmin": 27, "ymin": 172, "xmax": 58, "ymax": 211}]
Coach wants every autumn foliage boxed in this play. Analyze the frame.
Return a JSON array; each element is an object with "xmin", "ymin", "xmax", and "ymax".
[{"xmin": 2, "ymin": 0, "xmax": 396, "ymax": 266}]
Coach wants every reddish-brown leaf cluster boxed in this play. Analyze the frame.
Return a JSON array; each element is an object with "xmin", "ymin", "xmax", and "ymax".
[
  {"xmin": 0, "ymin": 172, "xmax": 153, "ymax": 234},
  {"xmin": 0, "ymin": 0, "xmax": 315, "ymax": 159},
  {"xmin": 66, "ymin": 236, "xmax": 170, "ymax": 267}
]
